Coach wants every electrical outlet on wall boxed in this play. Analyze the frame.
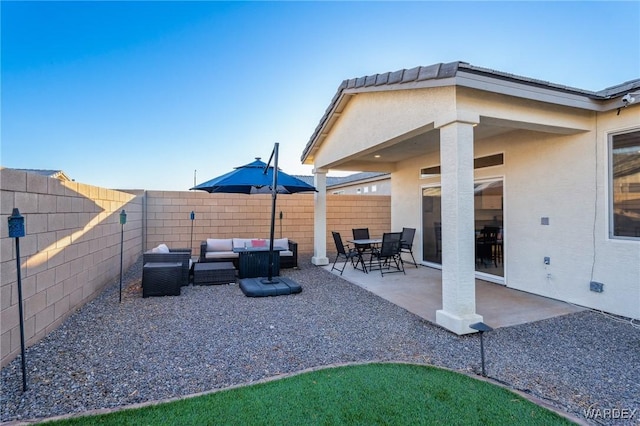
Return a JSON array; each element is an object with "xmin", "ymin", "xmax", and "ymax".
[{"xmin": 590, "ymin": 281, "xmax": 604, "ymax": 293}]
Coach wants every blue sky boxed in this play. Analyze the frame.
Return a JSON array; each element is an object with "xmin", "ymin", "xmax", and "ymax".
[{"xmin": 2, "ymin": 1, "xmax": 639, "ymax": 191}]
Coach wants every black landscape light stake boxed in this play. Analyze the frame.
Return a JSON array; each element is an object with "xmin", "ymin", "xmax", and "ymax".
[
  {"xmin": 190, "ymin": 211, "xmax": 195, "ymax": 252},
  {"xmin": 119, "ymin": 210, "xmax": 127, "ymax": 303},
  {"xmin": 469, "ymin": 322, "xmax": 493, "ymax": 377},
  {"xmin": 8, "ymin": 208, "xmax": 27, "ymax": 391}
]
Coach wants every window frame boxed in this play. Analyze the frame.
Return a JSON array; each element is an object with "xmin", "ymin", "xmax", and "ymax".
[
  {"xmin": 608, "ymin": 128, "xmax": 640, "ymax": 240},
  {"xmin": 420, "ymin": 152, "xmax": 504, "ymax": 179}
]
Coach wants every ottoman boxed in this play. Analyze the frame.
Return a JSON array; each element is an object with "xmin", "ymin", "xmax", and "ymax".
[
  {"xmin": 142, "ymin": 262, "xmax": 182, "ymax": 298},
  {"xmin": 194, "ymin": 262, "xmax": 236, "ymax": 285}
]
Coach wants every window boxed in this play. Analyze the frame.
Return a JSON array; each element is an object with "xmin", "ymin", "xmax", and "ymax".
[
  {"xmin": 356, "ymin": 188, "xmax": 362, "ymax": 194},
  {"xmin": 371, "ymin": 185, "xmax": 377, "ymax": 192},
  {"xmin": 610, "ymin": 130, "xmax": 640, "ymax": 238},
  {"xmin": 422, "ymin": 180, "xmax": 504, "ymax": 278},
  {"xmin": 363, "ymin": 187, "xmax": 369, "ymax": 193},
  {"xmin": 420, "ymin": 153, "xmax": 504, "ymax": 178}
]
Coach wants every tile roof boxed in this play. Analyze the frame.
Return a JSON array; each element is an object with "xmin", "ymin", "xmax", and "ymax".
[{"xmin": 302, "ymin": 61, "xmax": 640, "ymax": 162}]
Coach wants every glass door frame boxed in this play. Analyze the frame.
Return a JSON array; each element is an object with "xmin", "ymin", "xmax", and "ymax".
[{"xmin": 420, "ymin": 176, "xmax": 506, "ymax": 285}]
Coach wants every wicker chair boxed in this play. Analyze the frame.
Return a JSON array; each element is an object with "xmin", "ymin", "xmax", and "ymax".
[
  {"xmin": 142, "ymin": 262, "xmax": 182, "ymax": 297},
  {"xmin": 143, "ymin": 247, "xmax": 192, "ymax": 286}
]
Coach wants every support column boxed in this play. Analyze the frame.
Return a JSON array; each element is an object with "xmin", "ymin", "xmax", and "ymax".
[
  {"xmin": 435, "ymin": 120, "xmax": 483, "ymax": 334},
  {"xmin": 311, "ymin": 168, "xmax": 329, "ymax": 265}
]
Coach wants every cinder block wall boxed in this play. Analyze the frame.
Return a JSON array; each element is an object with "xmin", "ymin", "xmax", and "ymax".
[
  {"xmin": 1, "ymin": 180, "xmax": 389, "ymax": 367},
  {"xmin": 144, "ymin": 191, "xmax": 391, "ymax": 257},
  {"xmin": 326, "ymin": 194, "xmax": 391, "ymax": 252},
  {"xmin": 1, "ymin": 169, "xmax": 142, "ymax": 367},
  {"xmin": 144, "ymin": 191, "xmax": 315, "ymax": 252}
]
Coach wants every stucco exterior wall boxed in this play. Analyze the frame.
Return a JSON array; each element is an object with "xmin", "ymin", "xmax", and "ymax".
[
  {"xmin": 314, "ymin": 87, "xmax": 453, "ymax": 170},
  {"xmin": 1, "ymin": 168, "xmax": 142, "ymax": 367},
  {"xmin": 391, "ymin": 106, "xmax": 640, "ymax": 320},
  {"xmin": 311, "ymin": 82, "xmax": 639, "ymax": 319},
  {"xmin": 458, "ymin": 87, "xmax": 593, "ymax": 132},
  {"xmin": 328, "ymin": 178, "xmax": 391, "ymax": 195}
]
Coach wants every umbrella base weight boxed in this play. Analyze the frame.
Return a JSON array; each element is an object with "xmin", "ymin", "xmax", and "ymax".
[{"xmin": 239, "ymin": 277, "xmax": 302, "ymax": 297}]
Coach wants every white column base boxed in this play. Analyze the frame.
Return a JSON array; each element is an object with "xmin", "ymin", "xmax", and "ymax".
[
  {"xmin": 436, "ymin": 309, "xmax": 484, "ymax": 335},
  {"xmin": 311, "ymin": 256, "xmax": 329, "ymax": 266}
]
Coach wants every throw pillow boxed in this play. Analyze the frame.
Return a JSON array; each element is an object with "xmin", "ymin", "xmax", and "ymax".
[{"xmin": 251, "ymin": 239, "xmax": 267, "ymax": 248}]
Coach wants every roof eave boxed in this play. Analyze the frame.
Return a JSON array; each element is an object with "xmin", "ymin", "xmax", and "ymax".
[{"xmin": 301, "ymin": 62, "xmax": 640, "ymax": 165}]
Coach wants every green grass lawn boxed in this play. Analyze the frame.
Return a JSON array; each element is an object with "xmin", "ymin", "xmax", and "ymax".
[{"xmin": 48, "ymin": 363, "xmax": 574, "ymax": 425}]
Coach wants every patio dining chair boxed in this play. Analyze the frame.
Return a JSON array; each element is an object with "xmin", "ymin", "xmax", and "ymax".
[
  {"xmin": 400, "ymin": 227, "xmax": 418, "ymax": 267},
  {"xmin": 369, "ymin": 232, "xmax": 405, "ymax": 276},
  {"xmin": 352, "ymin": 228, "xmax": 374, "ymax": 258},
  {"xmin": 331, "ymin": 231, "xmax": 365, "ymax": 275}
]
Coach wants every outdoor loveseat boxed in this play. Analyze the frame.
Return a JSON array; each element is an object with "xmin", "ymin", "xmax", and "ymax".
[{"xmin": 199, "ymin": 238, "xmax": 298, "ymax": 269}]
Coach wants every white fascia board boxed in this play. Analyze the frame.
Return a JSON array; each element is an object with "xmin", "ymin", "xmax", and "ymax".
[{"xmin": 455, "ymin": 72, "xmax": 614, "ymax": 111}]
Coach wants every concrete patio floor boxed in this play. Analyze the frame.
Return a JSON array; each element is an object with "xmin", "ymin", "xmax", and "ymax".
[{"xmin": 324, "ymin": 261, "xmax": 584, "ymax": 329}]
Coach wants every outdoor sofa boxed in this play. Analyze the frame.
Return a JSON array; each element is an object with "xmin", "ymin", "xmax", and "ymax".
[{"xmin": 199, "ymin": 238, "xmax": 298, "ymax": 269}]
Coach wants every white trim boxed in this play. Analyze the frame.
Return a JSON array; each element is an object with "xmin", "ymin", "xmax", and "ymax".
[
  {"xmin": 416, "ymin": 262, "xmax": 507, "ymax": 286},
  {"xmin": 476, "ymin": 270, "xmax": 505, "ymax": 285}
]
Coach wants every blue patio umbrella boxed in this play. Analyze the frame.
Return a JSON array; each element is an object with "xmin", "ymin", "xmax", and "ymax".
[
  {"xmin": 191, "ymin": 143, "xmax": 316, "ymax": 286},
  {"xmin": 191, "ymin": 157, "xmax": 314, "ymax": 195}
]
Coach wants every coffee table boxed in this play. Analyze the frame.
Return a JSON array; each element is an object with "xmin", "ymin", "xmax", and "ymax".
[{"xmin": 193, "ymin": 262, "xmax": 236, "ymax": 285}]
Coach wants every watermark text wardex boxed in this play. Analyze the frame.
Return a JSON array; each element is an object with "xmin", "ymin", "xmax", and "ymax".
[{"xmin": 583, "ymin": 404, "xmax": 637, "ymax": 421}]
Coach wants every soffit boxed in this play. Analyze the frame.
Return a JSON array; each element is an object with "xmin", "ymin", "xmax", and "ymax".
[{"xmin": 316, "ymin": 122, "xmax": 518, "ymax": 173}]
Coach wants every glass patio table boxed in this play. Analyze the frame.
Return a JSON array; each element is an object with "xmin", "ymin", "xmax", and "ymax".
[{"xmin": 346, "ymin": 238, "xmax": 382, "ymax": 273}]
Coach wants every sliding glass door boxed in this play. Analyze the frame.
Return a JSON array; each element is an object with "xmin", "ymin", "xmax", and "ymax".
[
  {"xmin": 422, "ymin": 179, "xmax": 504, "ymax": 278},
  {"xmin": 422, "ymin": 187, "xmax": 442, "ymax": 264}
]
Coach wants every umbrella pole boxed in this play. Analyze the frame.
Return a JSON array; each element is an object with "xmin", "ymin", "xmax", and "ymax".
[{"xmin": 265, "ymin": 143, "xmax": 279, "ymax": 283}]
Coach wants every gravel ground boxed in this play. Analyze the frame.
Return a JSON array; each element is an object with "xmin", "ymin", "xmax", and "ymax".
[{"xmin": 1, "ymin": 256, "xmax": 639, "ymax": 425}]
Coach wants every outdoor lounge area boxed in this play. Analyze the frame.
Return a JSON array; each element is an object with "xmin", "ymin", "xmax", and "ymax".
[
  {"xmin": 199, "ymin": 237, "xmax": 298, "ymax": 270},
  {"xmin": 1, "ymin": 255, "xmax": 637, "ymax": 424}
]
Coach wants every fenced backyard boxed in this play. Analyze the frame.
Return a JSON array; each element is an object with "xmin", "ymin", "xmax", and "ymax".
[
  {"xmin": 1, "ymin": 167, "xmax": 390, "ymax": 367},
  {"xmin": 2, "ymin": 168, "xmax": 638, "ymax": 426}
]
